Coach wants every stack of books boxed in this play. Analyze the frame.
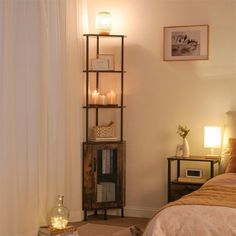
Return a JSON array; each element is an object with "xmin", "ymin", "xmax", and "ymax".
[
  {"xmin": 38, "ymin": 225, "xmax": 78, "ymax": 236},
  {"xmin": 102, "ymin": 149, "xmax": 114, "ymax": 174},
  {"xmin": 97, "ymin": 182, "xmax": 116, "ymax": 202}
]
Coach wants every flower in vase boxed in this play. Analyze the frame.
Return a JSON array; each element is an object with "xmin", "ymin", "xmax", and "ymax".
[{"xmin": 177, "ymin": 125, "xmax": 190, "ymax": 139}]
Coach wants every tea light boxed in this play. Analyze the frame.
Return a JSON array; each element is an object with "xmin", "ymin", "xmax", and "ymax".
[
  {"xmin": 106, "ymin": 91, "xmax": 117, "ymax": 105},
  {"xmin": 99, "ymin": 94, "xmax": 106, "ymax": 105},
  {"xmin": 91, "ymin": 90, "xmax": 99, "ymax": 104}
]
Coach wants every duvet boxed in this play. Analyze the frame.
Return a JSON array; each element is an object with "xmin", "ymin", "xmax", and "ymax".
[{"xmin": 143, "ymin": 173, "xmax": 236, "ymax": 236}]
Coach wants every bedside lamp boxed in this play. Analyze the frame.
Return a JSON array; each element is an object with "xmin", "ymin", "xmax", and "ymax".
[
  {"xmin": 96, "ymin": 11, "xmax": 112, "ymax": 35},
  {"xmin": 204, "ymin": 126, "xmax": 221, "ymax": 156}
]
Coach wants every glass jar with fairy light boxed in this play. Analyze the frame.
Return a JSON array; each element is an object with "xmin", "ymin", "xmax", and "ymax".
[{"xmin": 50, "ymin": 195, "xmax": 69, "ymax": 229}]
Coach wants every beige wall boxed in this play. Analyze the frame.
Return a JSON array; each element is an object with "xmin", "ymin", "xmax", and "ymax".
[{"xmin": 86, "ymin": 0, "xmax": 236, "ymax": 217}]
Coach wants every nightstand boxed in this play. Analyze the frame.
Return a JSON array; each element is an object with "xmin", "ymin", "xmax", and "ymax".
[{"xmin": 167, "ymin": 156, "xmax": 220, "ymax": 202}]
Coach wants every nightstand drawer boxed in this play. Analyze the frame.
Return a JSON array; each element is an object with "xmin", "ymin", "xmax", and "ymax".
[{"xmin": 171, "ymin": 184, "xmax": 201, "ymax": 201}]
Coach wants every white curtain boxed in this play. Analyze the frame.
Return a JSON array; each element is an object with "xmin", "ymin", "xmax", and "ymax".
[{"xmin": 0, "ymin": 0, "xmax": 86, "ymax": 235}]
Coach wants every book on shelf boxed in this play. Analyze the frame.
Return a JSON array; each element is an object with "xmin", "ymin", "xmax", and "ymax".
[
  {"xmin": 101, "ymin": 149, "xmax": 115, "ymax": 174},
  {"xmin": 102, "ymin": 149, "xmax": 112, "ymax": 174},
  {"xmin": 97, "ymin": 182, "xmax": 116, "ymax": 202},
  {"xmin": 38, "ymin": 225, "xmax": 78, "ymax": 236},
  {"xmin": 110, "ymin": 150, "xmax": 114, "ymax": 173}
]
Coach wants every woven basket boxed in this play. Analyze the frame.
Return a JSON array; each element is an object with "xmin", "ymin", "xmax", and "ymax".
[{"xmin": 92, "ymin": 123, "xmax": 115, "ymax": 138}]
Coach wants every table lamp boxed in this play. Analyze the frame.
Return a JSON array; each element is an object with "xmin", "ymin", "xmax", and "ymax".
[
  {"xmin": 96, "ymin": 11, "xmax": 112, "ymax": 35},
  {"xmin": 204, "ymin": 126, "xmax": 221, "ymax": 156}
]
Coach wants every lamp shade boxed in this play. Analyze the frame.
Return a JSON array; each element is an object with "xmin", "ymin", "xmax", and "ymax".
[
  {"xmin": 96, "ymin": 11, "xmax": 112, "ymax": 35},
  {"xmin": 204, "ymin": 126, "xmax": 221, "ymax": 148}
]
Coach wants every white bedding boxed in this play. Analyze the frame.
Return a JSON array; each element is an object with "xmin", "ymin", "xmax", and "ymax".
[{"xmin": 143, "ymin": 173, "xmax": 236, "ymax": 236}]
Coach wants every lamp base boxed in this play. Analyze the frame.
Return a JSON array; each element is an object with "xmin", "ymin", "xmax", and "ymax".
[{"xmin": 99, "ymin": 32, "xmax": 110, "ymax": 35}]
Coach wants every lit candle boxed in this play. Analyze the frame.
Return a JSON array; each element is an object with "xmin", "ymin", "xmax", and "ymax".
[
  {"xmin": 91, "ymin": 90, "xmax": 99, "ymax": 104},
  {"xmin": 99, "ymin": 94, "xmax": 106, "ymax": 105},
  {"xmin": 106, "ymin": 91, "xmax": 117, "ymax": 105},
  {"xmin": 51, "ymin": 216, "xmax": 68, "ymax": 229}
]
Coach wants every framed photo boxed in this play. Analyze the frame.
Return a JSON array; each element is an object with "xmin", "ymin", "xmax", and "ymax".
[
  {"xmin": 98, "ymin": 54, "xmax": 115, "ymax": 70},
  {"xmin": 91, "ymin": 58, "xmax": 109, "ymax": 71},
  {"xmin": 163, "ymin": 25, "xmax": 209, "ymax": 61}
]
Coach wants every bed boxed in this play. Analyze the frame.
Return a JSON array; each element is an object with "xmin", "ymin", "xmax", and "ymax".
[{"xmin": 143, "ymin": 173, "xmax": 236, "ymax": 236}]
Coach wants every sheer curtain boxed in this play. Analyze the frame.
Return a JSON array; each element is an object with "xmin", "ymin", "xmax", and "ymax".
[{"xmin": 0, "ymin": 0, "xmax": 86, "ymax": 235}]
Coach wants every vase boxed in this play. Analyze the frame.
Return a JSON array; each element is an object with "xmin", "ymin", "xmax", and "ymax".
[
  {"xmin": 183, "ymin": 138, "xmax": 190, "ymax": 158},
  {"xmin": 50, "ymin": 195, "xmax": 69, "ymax": 229}
]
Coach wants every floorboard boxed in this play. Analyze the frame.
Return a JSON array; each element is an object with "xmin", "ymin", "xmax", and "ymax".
[{"xmin": 71, "ymin": 215, "xmax": 149, "ymax": 231}]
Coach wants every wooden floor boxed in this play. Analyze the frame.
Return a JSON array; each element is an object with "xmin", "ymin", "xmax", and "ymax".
[{"xmin": 72, "ymin": 215, "xmax": 149, "ymax": 231}]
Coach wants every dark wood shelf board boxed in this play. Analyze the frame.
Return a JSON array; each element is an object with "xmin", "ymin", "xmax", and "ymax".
[
  {"xmin": 83, "ymin": 33, "xmax": 126, "ymax": 38},
  {"xmin": 83, "ymin": 105, "xmax": 126, "ymax": 109},
  {"xmin": 171, "ymin": 179, "xmax": 205, "ymax": 186},
  {"xmin": 168, "ymin": 156, "xmax": 220, "ymax": 163},
  {"xmin": 83, "ymin": 70, "xmax": 126, "ymax": 73},
  {"xmin": 85, "ymin": 140, "xmax": 124, "ymax": 144}
]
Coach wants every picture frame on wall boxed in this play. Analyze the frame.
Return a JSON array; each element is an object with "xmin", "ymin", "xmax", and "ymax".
[{"xmin": 163, "ymin": 25, "xmax": 209, "ymax": 61}]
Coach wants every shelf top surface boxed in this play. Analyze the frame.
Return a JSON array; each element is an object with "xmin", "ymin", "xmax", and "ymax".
[
  {"xmin": 83, "ymin": 33, "xmax": 126, "ymax": 38},
  {"xmin": 168, "ymin": 155, "xmax": 220, "ymax": 163},
  {"xmin": 83, "ymin": 105, "xmax": 126, "ymax": 109},
  {"xmin": 171, "ymin": 179, "xmax": 205, "ymax": 185},
  {"xmin": 83, "ymin": 140, "xmax": 126, "ymax": 144},
  {"xmin": 83, "ymin": 70, "xmax": 126, "ymax": 73}
]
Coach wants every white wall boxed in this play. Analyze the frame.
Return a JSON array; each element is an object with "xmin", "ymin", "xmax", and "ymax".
[{"xmin": 86, "ymin": 0, "xmax": 236, "ymax": 217}]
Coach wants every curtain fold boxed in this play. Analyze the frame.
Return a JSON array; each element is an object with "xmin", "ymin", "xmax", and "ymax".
[{"xmin": 0, "ymin": 0, "xmax": 85, "ymax": 235}]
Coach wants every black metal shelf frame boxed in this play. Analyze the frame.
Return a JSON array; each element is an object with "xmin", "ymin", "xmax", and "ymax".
[{"xmin": 84, "ymin": 34, "xmax": 126, "ymax": 143}]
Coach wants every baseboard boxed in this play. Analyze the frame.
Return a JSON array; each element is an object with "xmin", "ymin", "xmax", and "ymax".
[
  {"xmin": 124, "ymin": 206, "xmax": 158, "ymax": 218},
  {"xmin": 70, "ymin": 210, "xmax": 84, "ymax": 222},
  {"xmin": 80, "ymin": 206, "xmax": 159, "ymax": 220}
]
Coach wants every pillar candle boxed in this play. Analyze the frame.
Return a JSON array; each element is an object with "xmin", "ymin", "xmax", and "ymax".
[
  {"xmin": 106, "ymin": 91, "xmax": 117, "ymax": 105},
  {"xmin": 91, "ymin": 90, "xmax": 99, "ymax": 104},
  {"xmin": 99, "ymin": 95, "xmax": 106, "ymax": 105}
]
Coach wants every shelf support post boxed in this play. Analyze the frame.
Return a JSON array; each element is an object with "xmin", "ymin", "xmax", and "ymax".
[
  {"xmin": 120, "ymin": 36, "xmax": 124, "ymax": 141},
  {"xmin": 86, "ymin": 35, "xmax": 89, "ymax": 142}
]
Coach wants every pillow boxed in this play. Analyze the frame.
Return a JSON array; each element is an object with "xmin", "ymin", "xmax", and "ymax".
[
  {"xmin": 225, "ymin": 138, "xmax": 236, "ymax": 173},
  {"xmin": 220, "ymin": 111, "xmax": 236, "ymax": 174}
]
